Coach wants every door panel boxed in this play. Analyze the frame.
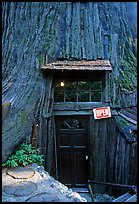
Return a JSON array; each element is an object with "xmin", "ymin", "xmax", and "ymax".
[
  {"xmin": 60, "ymin": 133, "xmax": 70, "ymax": 146},
  {"xmin": 75, "ymin": 150, "xmax": 88, "ymax": 185},
  {"xmin": 75, "ymin": 133, "xmax": 87, "ymax": 146},
  {"xmin": 56, "ymin": 116, "xmax": 89, "ymax": 188},
  {"xmin": 60, "ymin": 151, "xmax": 72, "ymax": 185}
]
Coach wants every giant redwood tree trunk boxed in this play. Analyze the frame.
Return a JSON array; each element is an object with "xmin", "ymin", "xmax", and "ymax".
[{"xmin": 2, "ymin": 2, "xmax": 137, "ymax": 162}]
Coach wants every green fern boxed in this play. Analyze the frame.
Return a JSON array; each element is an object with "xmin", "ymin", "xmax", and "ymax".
[{"xmin": 2, "ymin": 143, "xmax": 44, "ymax": 168}]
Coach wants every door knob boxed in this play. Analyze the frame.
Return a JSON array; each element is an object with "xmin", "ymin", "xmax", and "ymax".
[{"xmin": 86, "ymin": 155, "xmax": 88, "ymax": 160}]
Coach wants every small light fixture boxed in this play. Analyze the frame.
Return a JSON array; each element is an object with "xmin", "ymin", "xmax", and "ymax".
[{"xmin": 60, "ymin": 81, "xmax": 65, "ymax": 87}]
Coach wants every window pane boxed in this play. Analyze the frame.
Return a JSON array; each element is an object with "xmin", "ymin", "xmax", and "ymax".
[
  {"xmin": 54, "ymin": 81, "xmax": 102, "ymax": 102},
  {"xmin": 91, "ymin": 91, "xmax": 102, "ymax": 102},
  {"xmin": 54, "ymin": 91, "xmax": 64, "ymax": 102},
  {"xmin": 78, "ymin": 81, "xmax": 90, "ymax": 90},
  {"xmin": 90, "ymin": 81, "xmax": 102, "ymax": 91},
  {"xmin": 65, "ymin": 82, "xmax": 77, "ymax": 90},
  {"xmin": 65, "ymin": 91, "xmax": 76, "ymax": 102},
  {"xmin": 78, "ymin": 91, "xmax": 89, "ymax": 102}
]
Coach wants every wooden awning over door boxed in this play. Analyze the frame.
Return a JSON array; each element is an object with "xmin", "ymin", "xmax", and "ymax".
[
  {"xmin": 41, "ymin": 60, "xmax": 112, "ymax": 81},
  {"xmin": 41, "ymin": 60, "xmax": 112, "ymax": 71}
]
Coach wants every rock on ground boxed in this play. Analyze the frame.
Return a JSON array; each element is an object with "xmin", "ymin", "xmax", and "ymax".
[{"xmin": 2, "ymin": 164, "xmax": 87, "ymax": 202}]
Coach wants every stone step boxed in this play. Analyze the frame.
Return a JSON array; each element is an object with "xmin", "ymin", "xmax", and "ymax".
[
  {"xmin": 6, "ymin": 166, "xmax": 35, "ymax": 179},
  {"xmin": 71, "ymin": 188, "xmax": 89, "ymax": 193}
]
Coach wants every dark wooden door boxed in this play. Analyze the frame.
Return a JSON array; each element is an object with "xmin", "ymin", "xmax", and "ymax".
[{"xmin": 55, "ymin": 116, "xmax": 89, "ymax": 188}]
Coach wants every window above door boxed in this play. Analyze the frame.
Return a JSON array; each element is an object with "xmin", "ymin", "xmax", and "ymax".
[{"xmin": 54, "ymin": 81, "xmax": 102, "ymax": 102}]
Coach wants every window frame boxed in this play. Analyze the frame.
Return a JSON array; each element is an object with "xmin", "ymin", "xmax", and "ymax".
[{"xmin": 54, "ymin": 81, "xmax": 103, "ymax": 103}]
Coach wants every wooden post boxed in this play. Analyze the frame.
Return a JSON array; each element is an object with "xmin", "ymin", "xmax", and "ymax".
[
  {"xmin": 53, "ymin": 117, "xmax": 58, "ymax": 180},
  {"xmin": 45, "ymin": 84, "xmax": 54, "ymax": 173},
  {"xmin": 102, "ymin": 71, "xmax": 109, "ymax": 103},
  {"xmin": 88, "ymin": 183, "xmax": 95, "ymax": 202},
  {"xmin": 89, "ymin": 115, "xmax": 94, "ymax": 181}
]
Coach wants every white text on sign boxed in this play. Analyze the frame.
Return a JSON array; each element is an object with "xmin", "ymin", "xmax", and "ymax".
[{"xmin": 93, "ymin": 107, "xmax": 111, "ymax": 119}]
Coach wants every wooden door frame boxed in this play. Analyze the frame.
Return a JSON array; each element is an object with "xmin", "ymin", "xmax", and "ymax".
[{"xmin": 54, "ymin": 114, "xmax": 90, "ymax": 187}]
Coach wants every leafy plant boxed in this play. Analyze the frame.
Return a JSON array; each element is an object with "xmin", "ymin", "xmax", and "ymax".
[{"xmin": 2, "ymin": 143, "xmax": 44, "ymax": 168}]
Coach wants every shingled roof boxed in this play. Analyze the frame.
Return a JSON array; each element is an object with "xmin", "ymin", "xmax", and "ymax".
[{"xmin": 41, "ymin": 60, "xmax": 112, "ymax": 71}]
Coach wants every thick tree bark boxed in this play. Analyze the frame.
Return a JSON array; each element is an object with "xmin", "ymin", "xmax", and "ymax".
[{"xmin": 2, "ymin": 2, "xmax": 137, "ymax": 162}]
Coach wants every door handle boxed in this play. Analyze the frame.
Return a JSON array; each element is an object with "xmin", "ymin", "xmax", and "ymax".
[{"xmin": 86, "ymin": 155, "xmax": 88, "ymax": 160}]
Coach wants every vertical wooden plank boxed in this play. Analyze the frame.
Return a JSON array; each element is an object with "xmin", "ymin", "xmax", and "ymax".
[
  {"xmin": 121, "ymin": 138, "xmax": 125, "ymax": 185},
  {"xmin": 114, "ymin": 132, "xmax": 122, "ymax": 196},
  {"xmin": 117, "ymin": 136, "xmax": 122, "ymax": 184},
  {"xmin": 128, "ymin": 145, "xmax": 133, "ymax": 185},
  {"xmin": 129, "ymin": 142, "xmax": 137, "ymax": 185},
  {"xmin": 39, "ymin": 117, "xmax": 47, "ymax": 156},
  {"xmin": 105, "ymin": 71, "xmax": 109, "ymax": 102},
  {"xmin": 102, "ymin": 78, "xmax": 105, "ymax": 103},
  {"xmin": 31, "ymin": 124, "xmax": 39, "ymax": 149},
  {"xmin": 102, "ymin": 71, "xmax": 109, "ymax": 103},
  {"xmin": 46, "ymin": 84, "xmax": 54, "ymax": 173},
  {"xmin": 105, "ymin": 118, "xmax": 116, "ymax": 195},
  {"xmin": 97, "ymin": 119, "xmax": 106, "ymax": 193},
  {"xmin": 90, "ymin": 118, "xmax": 100, "ymax": 193},
  {"xmin": 106, "ymin": 118, "xmax": 117, "ymax": 194},
  {"xmin": 53, "ymin": 117, "xmax": 58, "ymax": 180},
  {"xmin": 115, "ymin": 133, "xmax": 120, "ymax": 183},
  {"xmin": 117, "ymin": 137, "xmax": 126, "ymax": 195},
  {"xmin": 46, "ymin": 116, "xmax": 54, "ymax": 173},
  {"xmin": 133, "ymin": 142, "xmax": 137, "ymax": 185},
  {"xmin": 89, "ymin": 115, "xmax": 94, "ymax": 181}
]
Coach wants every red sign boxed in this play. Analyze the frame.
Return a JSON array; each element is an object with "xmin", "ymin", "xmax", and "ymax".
[{"xmin": 93, "ymin": 107, "xmax": 111, "ymax": 119}]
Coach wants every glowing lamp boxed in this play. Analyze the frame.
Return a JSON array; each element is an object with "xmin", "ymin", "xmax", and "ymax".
[{"xmin": 60, "ymin": 81, "xmax": 65, "ymax": 87}]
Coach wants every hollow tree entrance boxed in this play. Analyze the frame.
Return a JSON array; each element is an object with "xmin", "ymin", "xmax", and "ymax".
[
  {"xmin": 55, "ymin": 115, "xmax": 89, "ymax": 187},
  {"xmin": 41, "ymin": 60, "xmax": 112, "ymax": 188}
]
